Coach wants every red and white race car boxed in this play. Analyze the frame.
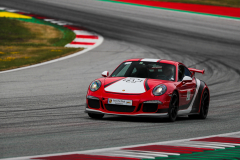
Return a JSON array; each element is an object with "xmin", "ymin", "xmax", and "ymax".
[{"xmin": 85, "ymin": 58, "xmax": 210, "ymax": 122}]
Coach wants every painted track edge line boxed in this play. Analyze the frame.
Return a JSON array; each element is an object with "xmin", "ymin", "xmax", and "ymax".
[
  {"xmin": 2, "ymin": 131, "xmax": 240, "ymax": 160},
  {"xmin": 0, "ymin": 36, "xmax": 104, "ymax": 74}
]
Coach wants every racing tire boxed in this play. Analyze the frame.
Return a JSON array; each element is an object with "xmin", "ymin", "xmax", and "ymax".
[
  {"xmin": 88, "ymin": 113, "xmax": 104, "ymax": 119},
  {"xmin": 198, "ymin": 89, "xmax": 209, "ymax": 119},
  {"xmin": 189, "ymin": 89, "xmax": 209, "ymax": 119},
  {"xmin": 168, "ymin": 91, "xmax": 179, "ymax": 122}
]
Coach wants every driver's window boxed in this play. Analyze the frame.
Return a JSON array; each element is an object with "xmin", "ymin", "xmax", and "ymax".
[{"xmin": 178, "ymin": 65, "xmax": 184, "ymax": 81}]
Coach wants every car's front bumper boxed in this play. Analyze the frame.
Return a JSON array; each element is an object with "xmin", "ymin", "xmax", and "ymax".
[
  {"xmin": 85, "ymin": 94, "xmax": 171, "ymax": 117},
  {"xmin": 85, "ymin": 108, "xmax": 168, "ymax": 117}
]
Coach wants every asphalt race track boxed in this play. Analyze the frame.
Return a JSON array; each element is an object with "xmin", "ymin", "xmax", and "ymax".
[{"xmin": 0, "ymin": 0, "xmax": 240, "ymax": 158}]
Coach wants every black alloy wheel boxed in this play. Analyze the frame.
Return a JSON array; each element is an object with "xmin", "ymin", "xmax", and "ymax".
[
  {"xmin": 168, "ymin": 91, "xmax": 179, "ymax": 122},
  {"xmin": 199, "ymin": 89, "xmax": 209, "ymax": 119},
  {"xmin": 88, "ymin": 113, "xmax": 104, "ymax": 119}
]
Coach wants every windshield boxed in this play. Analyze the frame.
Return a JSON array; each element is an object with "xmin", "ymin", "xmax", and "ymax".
[{"xmin": 111, "ymin": 61, "xmax": 176, "ymax": 81}]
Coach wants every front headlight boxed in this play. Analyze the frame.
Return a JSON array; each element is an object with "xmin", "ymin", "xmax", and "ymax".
[
  {"xmin": 152, "ymin": 84, "xmax": 167, "ymax": 96},
  {"xmin": 90, "ymin": 80, "xmax": 101, "ymax": 91}
]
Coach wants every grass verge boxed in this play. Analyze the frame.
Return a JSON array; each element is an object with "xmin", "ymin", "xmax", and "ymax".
[
  {"xmin": 151, "ymin": 0, "xmax": 240, "ymax": 8},
  {"xmin": 0, "ymin": 17, "xmax": 82, "ymax": 71}
]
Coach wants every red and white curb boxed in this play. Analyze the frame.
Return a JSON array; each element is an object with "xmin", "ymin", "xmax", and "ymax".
[
  {"xmin": 64, "ymin": 25, "xmax": 101, "ymax": 49},
  {"xmin": 0, "ymin": 7, "xmax": 104, "ymax": 74},
  {"xmin": 20, "ymin": 13, "xmax": 103, "ymax": 50},
  {"xmin": 2, "ymin": 131, "xmax": 240, "ymax": 160}
]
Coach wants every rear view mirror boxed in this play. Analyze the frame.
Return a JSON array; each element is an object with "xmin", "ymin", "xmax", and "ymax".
[
  {"xmin": 101, "ymin": 71, "xmax": 109, "ymax": 77},
  {"xmin": 182, "ymin": 76, "xmax": 192, "ymax": 82}
]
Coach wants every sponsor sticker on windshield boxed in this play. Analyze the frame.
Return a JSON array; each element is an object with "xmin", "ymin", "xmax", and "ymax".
[
  {"xmin": 108, "ymin": 98, "xmax": 132, "ymax": 106},
  {"xmin": 125, "ymin": 62, "xmax": 132, "ymax": 65}
]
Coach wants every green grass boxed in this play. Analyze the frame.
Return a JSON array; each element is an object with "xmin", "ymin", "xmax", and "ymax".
[
  {"xmin": 0, "ymin": 18, "xmax": 35, "ymax": 44},
  {"xmin": 0, "ymin": 18, "xmax": 82, "ymax": 71},
  {"xmin": 151, "ymin": 0, "xmax": 240, "ymax": 8},
  {"xmin": 0, "ymin": 47, "xmax": 79, "ymax": 70}
]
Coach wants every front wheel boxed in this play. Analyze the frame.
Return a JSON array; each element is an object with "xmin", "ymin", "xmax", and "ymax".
[
  {"xmin": 88, "ymin": 113, "xmax": 104, "ymax": 119},
  {"xmin": 168, "ymin": 91, "xmax": 179, "ymax": 122}
]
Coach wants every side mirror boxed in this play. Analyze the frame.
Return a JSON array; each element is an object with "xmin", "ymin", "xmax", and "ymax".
[
  {"xmin": 101, "ymin": 71, "xmax": 109, "ymax": 77},
  {"xmin": 182, "ymin": 76, "xmax": 192, "ymax": 83}
]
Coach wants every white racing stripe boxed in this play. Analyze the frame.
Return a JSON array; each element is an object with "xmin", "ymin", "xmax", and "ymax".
[
  {"xmin": 141, "ymin": 58, "xmax": 160, "ymax": 62},
  {"xmin": 104, "ymin": 78, "xmax": 146, "ymax": 94}
]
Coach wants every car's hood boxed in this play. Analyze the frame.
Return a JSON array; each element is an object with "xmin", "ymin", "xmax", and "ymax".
[{"xmin": 104, "ymin": 77, "xmax": 169, "ymax": 94}]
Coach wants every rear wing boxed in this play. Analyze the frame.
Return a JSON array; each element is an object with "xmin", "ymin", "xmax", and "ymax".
[{"xmin": 188, "ymin": 68, "xmax": 205, "ymax": 76}]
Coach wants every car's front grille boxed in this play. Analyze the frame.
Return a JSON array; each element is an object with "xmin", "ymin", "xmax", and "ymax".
[
  {"xmin": 88, "ymin": 99, "xmax": 100, "ymax": 109},
  {"xmin": 142, "ymin": 103, "xmax": 158, "ymax": 112},
  {"xmin": 105, "ymin": 104, "xmax": 135, "ymax": 112}
]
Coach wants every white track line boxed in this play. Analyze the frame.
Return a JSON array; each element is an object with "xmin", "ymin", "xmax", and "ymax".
[
  {"xmin": 5, "ymin": 9, "xmax": 19, "ymax": 12},
  {"xmin": 165, "ymin": 143, "xmax": 225, "ymax": 149},
  {"xmin": 179, "ymin": 141, "xmax": 236, "ymax": 147},
  {"xmin": 127, "ymin": 150, "xmax": 180, "ymax": 156},
  {"xmin": 65, "ymin": 44, "xmax": 96, "ymax": 48},
  {"xmin": 3, "ymin": 131, "xmax": 240, "ymax": 160},
  {"xmin": 91, "ymin": 152, "xmax": 155, "ymax": 159},
  {"xmin": 111, "ymin": 150, "xmax": 169, "ymax": 157}
]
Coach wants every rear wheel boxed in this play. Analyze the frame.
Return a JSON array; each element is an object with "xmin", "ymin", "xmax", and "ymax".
[
  {"xmin": 168, "ymin": 91, "xmax": 179, "ymax": 122},
  {"xmin": 88, "ymin": 113, "xmax": 104, "ymax": 119},
  {"xmin": 199, "ymin": 89, "xmax": 209, "ymax": 119},
  {"xmin": 189, "ymin": 89, "xmax": 209, "ymax": 119}
]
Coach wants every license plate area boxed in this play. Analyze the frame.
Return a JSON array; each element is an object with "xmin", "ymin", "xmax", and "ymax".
[{"xmin": 108, "ymin": 98, "xmax": 132, "ymax": 106}]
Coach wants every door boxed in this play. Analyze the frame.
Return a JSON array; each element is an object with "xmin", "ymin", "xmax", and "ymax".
[{"xmin": 177, "ymin": 65, "xmax": 196, "ymax": 110}]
